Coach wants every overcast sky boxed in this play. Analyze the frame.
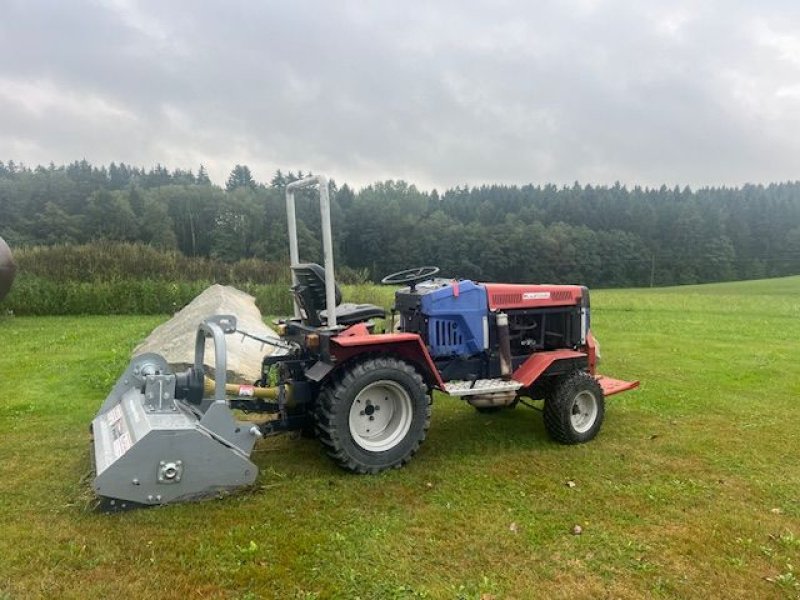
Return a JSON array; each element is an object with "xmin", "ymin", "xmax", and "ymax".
[{"xmin": 1, "ymin": 0, "xmax": 799, "ymax": 190}]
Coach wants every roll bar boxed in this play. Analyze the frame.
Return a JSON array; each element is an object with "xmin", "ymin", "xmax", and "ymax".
[{"xmin": 285, "ymin": 175, "xmax": 337, "ymax": 327}]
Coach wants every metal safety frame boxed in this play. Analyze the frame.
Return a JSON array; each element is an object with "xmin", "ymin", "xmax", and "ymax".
[{"xmin": 285, "ymin": 175, "xmax": 338, "ymax": 326}]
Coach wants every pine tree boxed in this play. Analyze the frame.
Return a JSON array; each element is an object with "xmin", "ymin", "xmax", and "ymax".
[
  {"xmin": 197, "ymin": 165, "xmax": 211, "ymax": 184},
  {"xmin": 226, "ymin": 165, "xmax": 255, "ymax": 191}
]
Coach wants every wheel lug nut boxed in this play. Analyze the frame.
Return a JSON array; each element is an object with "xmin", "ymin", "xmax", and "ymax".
[{"xmin": 369, "ymin": 415, "xmax": 375, "ymax": 421}]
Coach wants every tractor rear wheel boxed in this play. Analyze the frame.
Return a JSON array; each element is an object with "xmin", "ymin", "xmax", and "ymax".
[
  {"xmin": 543, "ymin": 371, "xmax": 604, "ymax": 444},
  {"xmin": 315, "ymin": 357, "xmax": 431, "ymax": 473}
]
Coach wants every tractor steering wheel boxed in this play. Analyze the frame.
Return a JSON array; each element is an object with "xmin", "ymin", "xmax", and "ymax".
[{"xmin": 381, "ymin": 266, "xmax": 440, "ymax": 287}]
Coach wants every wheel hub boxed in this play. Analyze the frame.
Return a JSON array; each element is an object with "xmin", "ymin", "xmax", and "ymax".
[
  {"xmin": 570, "ymin": 390, "xmax": 599, "ymax": 433},
  {"xmin": 349, "ymin": 381, "xmax": 413, "ymax": 452}
]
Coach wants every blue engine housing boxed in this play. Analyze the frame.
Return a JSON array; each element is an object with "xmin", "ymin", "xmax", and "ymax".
[{"xmin": 415, "ymin": 279, "xmax": 488, "ymax": 357}]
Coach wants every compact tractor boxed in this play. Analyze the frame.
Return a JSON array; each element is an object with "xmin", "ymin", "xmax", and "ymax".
[{"xmin": 91, "ymin": 175, "xmax": 638, "ymax": 507}]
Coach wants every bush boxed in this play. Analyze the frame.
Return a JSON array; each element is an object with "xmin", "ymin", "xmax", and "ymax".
[
  {"xmin": 1, "ymin": 275, "xmax": 291, "ymax": 316},
  {"xmin": 14, "ymin": 242, "xmax": 291, "ymax": 284},
  {"xmin": 1, "ymin": 241, "xmax": 398, "ymax": 316},
  {"xmin": 0, "ymin": 275, "xmax": 400, "ymax": 317}
]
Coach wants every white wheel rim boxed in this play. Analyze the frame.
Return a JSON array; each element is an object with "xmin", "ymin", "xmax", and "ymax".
[
  {"xmin": 570, "ymin": 390, "xmax": 599, "ymax": 433},
  {"xmin": 348, "ymin": 380, "xmax": 413, "ymax": 452}
]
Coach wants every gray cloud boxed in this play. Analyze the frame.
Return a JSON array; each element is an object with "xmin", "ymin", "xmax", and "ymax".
[{"xmin": 1, "ymin": 0, "xmax": 799, "ymax": 189}]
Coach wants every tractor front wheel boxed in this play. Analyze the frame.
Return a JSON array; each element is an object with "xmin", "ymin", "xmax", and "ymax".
[
  {"xmin": 315, "ymin": 357, "xmax": 431, "ymax": 473},
  {"xmin": 543, "ymin": 371, "xmax": 605, "ymax": 444}
]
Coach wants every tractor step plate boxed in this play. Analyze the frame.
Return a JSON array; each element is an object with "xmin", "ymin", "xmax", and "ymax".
[
  {"xmin": 596, "ymin": 375, "xmax": 640, "ymax": 397},
  {"xmin": 444, "ymin": 379, "xmax": 523, "ymax": 397}
]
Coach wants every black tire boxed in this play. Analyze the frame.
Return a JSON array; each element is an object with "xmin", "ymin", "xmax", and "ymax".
[
  {"xmin": 543, "ymin": 371, "xmax": 605, "ymax": 444},
  {"xmin": 315, "ymin": 357, "xmax": 431, "ymax": 473}
]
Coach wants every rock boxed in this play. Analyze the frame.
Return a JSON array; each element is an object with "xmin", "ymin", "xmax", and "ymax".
[
  {"xmin": 134, "ymin": 284, "xmax": 283, "ymax": 382},
  {"xmin": 571, "ymin": 524, "xmax": 583, "ymax": 535},
  {"xmin": 0, "ymin": 236, "xmax": 16, "ymax": 302},
  {"xmin": 566, "ymin": 480, "xmax": 576, "ymax": 488}
]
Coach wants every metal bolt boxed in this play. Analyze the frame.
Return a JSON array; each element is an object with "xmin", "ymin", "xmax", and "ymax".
[
  {"xmin": 132, "ymin": 478, "xmax": 140, "ymax": 485},
  {"xmin": 374, "ymin": 406, "xmax": 380, "ymax": 412},
  {"xmin": 359, "ymin": 410, "xmax": 365, "ymax": 416},
  {"xmin": 147, "ymin": 495, "xmax": 154, "ymax": 502},
  {"xmin": 156, "ymin": 495, "xmax": 162, "ymax": 502},
  {"xmin": 160, "ymin": 461, "xmax": 165, "ymax": 466},
  {"xmin": 369, "ymin": 416, "xmax": 375, "ymax": 421}
]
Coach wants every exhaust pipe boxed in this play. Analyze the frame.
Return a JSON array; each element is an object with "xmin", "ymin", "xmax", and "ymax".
[{"xmin": 496, "ymin": 312, "xmax": 512, "ymax": 379}]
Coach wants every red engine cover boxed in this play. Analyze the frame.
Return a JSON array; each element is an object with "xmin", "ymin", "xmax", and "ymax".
[{"xmin": 483, "ymin": 283, "xmax": 584, "ymax": 310}]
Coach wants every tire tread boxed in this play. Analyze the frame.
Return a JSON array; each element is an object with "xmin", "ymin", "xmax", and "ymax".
[
  {"xmin": 543, "ymin": 370, "xmax": 604, "ymax": 445},
  {"xmin": 314, "ymin": 356, "xmax": 431, "ymax": 474}
]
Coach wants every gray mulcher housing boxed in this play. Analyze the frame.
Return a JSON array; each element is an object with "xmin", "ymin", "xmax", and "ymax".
[{"xmin": 91, "ymin": 316, "xmax": 260, "ymax": 508}]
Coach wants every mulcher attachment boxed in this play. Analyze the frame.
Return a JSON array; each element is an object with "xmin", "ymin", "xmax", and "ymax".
[{"xmin": 90, "ymin": 315, "xmax": 261, "ymax": 508}]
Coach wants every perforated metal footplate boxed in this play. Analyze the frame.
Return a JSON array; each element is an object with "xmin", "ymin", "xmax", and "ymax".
[{"xmin": 444, "ymin": 379, "xmax": 523, "ymax": 397}]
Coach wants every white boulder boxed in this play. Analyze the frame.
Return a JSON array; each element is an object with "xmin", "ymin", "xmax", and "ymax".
[{"xmin": 134, "ymin": 284, "xmax": 283, "ymax": 382}]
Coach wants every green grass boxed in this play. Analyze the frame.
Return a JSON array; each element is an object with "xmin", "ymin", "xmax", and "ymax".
[
  {"xmin": 2, "ymin": 277, "xmax": 800, "ymax": 598},
  {"xmin": 1, "ymin": 276, "xmax": 395, "ymax": 316}
]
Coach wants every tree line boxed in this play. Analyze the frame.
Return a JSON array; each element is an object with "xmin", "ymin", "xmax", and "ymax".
[{"xmin": 1, "ymin": 159, "xmax": 799, "ymax": 288}]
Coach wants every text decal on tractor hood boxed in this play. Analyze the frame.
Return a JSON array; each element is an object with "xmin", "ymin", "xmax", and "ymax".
[{"xmin": 523, "ymin": 292, "xmax": 551, "ymax": 300}]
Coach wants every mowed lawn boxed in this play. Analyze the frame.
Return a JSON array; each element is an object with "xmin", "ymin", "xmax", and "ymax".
[{"xmin": 1, "ymin": 277, "xmax": 799, "ymax": 599}]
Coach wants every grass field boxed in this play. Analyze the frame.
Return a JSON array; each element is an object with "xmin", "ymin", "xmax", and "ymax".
[{"xmin": 1, "ymin": 277, "xmax": 799, "ymax": 599}]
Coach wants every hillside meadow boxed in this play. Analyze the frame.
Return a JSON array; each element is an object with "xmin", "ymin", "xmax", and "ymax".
[{"xmin": 0, "ymin": 277, "xmax": 798, "ymax": 598}]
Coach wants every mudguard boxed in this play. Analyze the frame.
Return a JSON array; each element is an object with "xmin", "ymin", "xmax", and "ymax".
[
  {"xmin": 512, "ymin": 349, "xmax": 639, "ymax": 396},
  {"xmin": 330, "ymin": 327, "xmax": 445, "ymax": 388}
]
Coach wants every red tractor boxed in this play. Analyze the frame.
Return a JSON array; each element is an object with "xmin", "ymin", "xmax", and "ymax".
[{"xmin": 91, "ymin": 175, "xmax": 637, "ymax": 507}]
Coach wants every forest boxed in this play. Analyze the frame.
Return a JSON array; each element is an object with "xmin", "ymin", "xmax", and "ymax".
[{"xmin": 1, "ymin": 159, "xmax": 799, "ymax": 288}]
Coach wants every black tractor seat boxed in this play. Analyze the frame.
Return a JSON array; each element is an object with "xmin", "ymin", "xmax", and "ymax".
[
  {"xmin": 291, "ymin": 263, "xmax": 385, "ymax": 327},
  {"xmin": 321, "ymin": 303, "xmax": 386, "ymax": 326}
]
